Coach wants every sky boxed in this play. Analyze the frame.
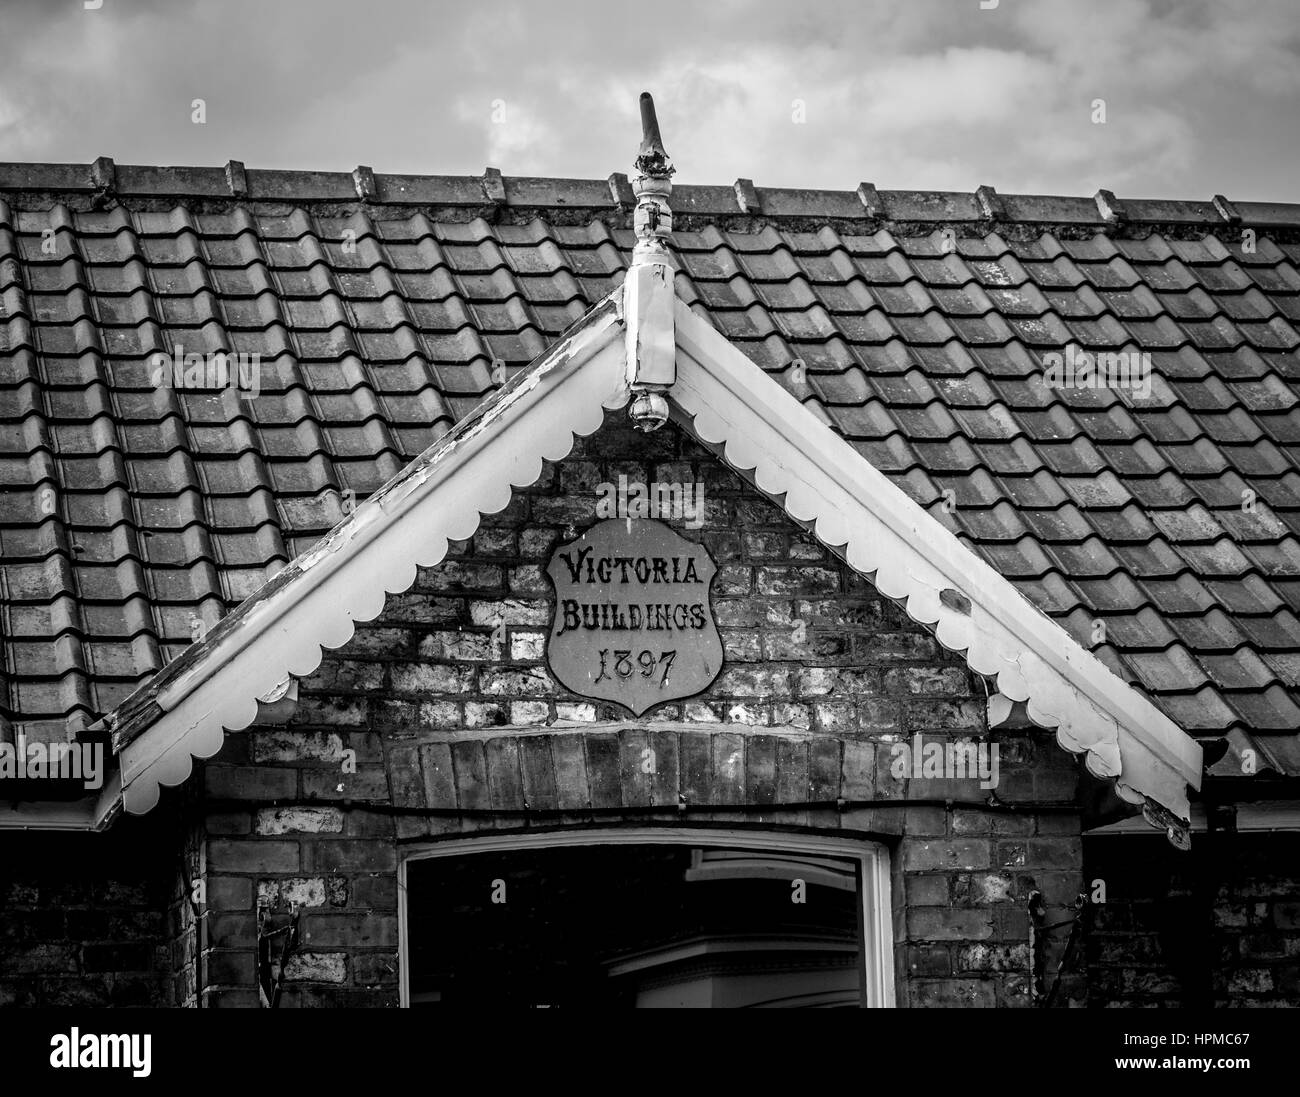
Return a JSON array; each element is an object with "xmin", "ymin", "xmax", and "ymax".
[{"xmin": 0, "ymin": 0, "xmax": 1297, "ymax": 201}]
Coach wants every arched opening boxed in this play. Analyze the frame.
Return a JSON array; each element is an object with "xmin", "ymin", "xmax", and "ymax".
[{"xmin": 399, "ymin": 828, "xmax": 894, "ymax": 1008}]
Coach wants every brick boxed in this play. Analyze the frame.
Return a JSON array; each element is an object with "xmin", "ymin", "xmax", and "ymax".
[
  {"xmin": 723, "ymin": 631, "xmax": 762, "ymax": 660},
  {"xmin": 351, "ymin": 876, "xmax": 398, "ymax": 909},
  {"xmin": 679, "ymin": 731, "xmax": 711, "ymax": 804},
  {"xmin": 911, "ymin": 978, "xmax": 997, "ymax": 1007},
  {"xmin": 204, "ymin": 949, "xmax": 256, "ymax": 986},
  {"xmin": 469, "ymin": 598, "xmax": 549, "ymax": 626},
  {"xmin": 841, "ymin": 740, "xmax": 875, "ymax": 800},
  {"xmin": 907, "ymin": 700, "xmax": 984, "ymax": 730},
  {"xmin": 858, "ymin": 633, "xmax": 937, "ymax": 662},
  {"xmin": 996, "ymin": 841, "xmax": 1027, "ymax": 868},
  {"xmin": 485, "ymin": 737, "xmax": 525, "ymax": 812},
  {"xmin": 416, "ymin": 561, "xmax": 504, "ymax": 591},
  {"xmin": 884, "ymin": 667, "xmax": 972, "ymax": 696},
  {"xmin": 955, "ymin": 943, "xmax": 1031, "ymax": 972},
  {"xmin": 255, "ymin": 807, "xmax": 344, "ymax": 835},
  {"xmin": 292, "ymin": 695, "xmax": 367, "ymax": 726},
  {"xmin": 418, "ymin": 631, "xmax": 495, "ymax": 661},
  {"xmin": 907, "ymin": 944, "xmax": 952, "ymax": 977},
  {"xmin": 550, "ymin": 734, "xmax": 590, "ymax": 810},
  {"xmin": 907, "ymin": 908, "xmax": 996, "ymax": 941},
  {"xmin": 814, "ymin": 701, "xmax": 856, "ymax": 735},
  {"xmin": 649, "ymin": 729, "xmax": 680, "ymax": 807},
  {"xmin": 301, "ymin": 765, "xmax": 389, "ymax": 801},
  {"xmin": 904, "ymin": 839, "xmax": 991, "ymax": 872},
  {"xmin": 715, "ymin": 665, "xmax": 791, "ymax": 696},
  {"xmin": 1272, "ymin": 902, "xmax": 1300, "ymax": 929},
  {"xmin": 0, "ymin": 944, "xmax": 78, "ymax": 976},
  {"xmin": 509, "ymin": 701, "xmax": 550, "ymax": 725},
  {"xmin": 517, "ymin": 736, "xmax": 558, "ymax": 810},
  {"xmin": 207, "ymin": 840, "xmax": 300, "ymax": 874},
  {"xmin": 481, "ymin": 667, "xmax": 555, "ymax": 696},
  {"xmin": 464, "ymin": 701, "xmax": 508, "ymax": 728},
  {"xmin": 451, "ymin": 741, "xmax": 490, "ymax": 812},
  {"xmin": 809, "ymin": 738, "xmax": 840, "ymax": 802},
  {"xmin": 250, "ymin": 730, "xmax": 346, "ymax": 763},
  {"xmin": 1225, "ymin": 968, "xmax": 1273, "ymax": 995},
  {"xmin": 511, "ymin": 632, "xmax": 545, "ymax": 660},
  {"xmin": 346, "ymin": 627, "xmax": 416, "ymax": 655},
  {"xmin": 310, "ymin": 841, "xmax": 397, "ymax": 874},
  {"xmin": 952, "ymin": 872, "xmax": 1016, "ymax": 905},
  {"xmin": 205, "ymin": 765, "xmax": 297, "ymax": 801},
  {"xmin": 775, "ymin": 738, "xmax": 809, "ymax": 803},
  {"xmin": 797, "ymin": 667, "xmax": 834, "ymax": 696},
  {"xmin": 284, "ymin": 952, "xmax": 347, "ymax": 984},
  {"xmin": 300, "ymin": 913, "xmax": 397, "ymax": 949},
  {"xmin": 746, "ymin": 734, "xmax": 777, "ymax": 804},
  {"xmin": 904, "ymin": 806, "xmax": 948, "ymax": 837},
  {"xmin": 207, "ymin": 876, "xmax": 253, "ymax": 911},
  {"xmin": 715, "ymin": 564, "xmax": 751, "ymax": 595},
  {"xmin": 379, "ymin": 594, "xmax": 463, "ymax": 624},
  {"xmin": 771, "ymin": 702, "xmax": 812, "ymax": 729},
  {"xmin": 385, "ymin": 745, "xmax": 425, "ymax": 809},
  {"xmin": 352, "ymin": 952, "xmax": 399, "ymax": 986},
  {"xmin": 390, "ymin": 663, "xmax": 475, "ymax": 693},
  {"xmin": 1027, "ymin": 838, "xmax": 1083, "ymax": 870},
  {"xmin": 618, "ymin": 728, "xmax": 654, "ymax": 808},
  {"xmin": 206, "ymin": 811, "xmax": 252, "ymax": 835},
  {"xmin": 723, "ymin": 701, "xmax": 768, "ymax": 725},
  {"xmin": 711, "ymin": 732, "xmax": 745, "ymax": 804},
  {"xmin": 205, "ymin": 912, "xmax": 256, "ymax": 950},
  {"xmin": 520, "ymin": 528, "xmax": 561, "ymax": 557},
  {"xmin": 585, "ymin": 732, "xmax": 622, "ymax": 809},
  {"xmin": 418, "ymin": 742, "xmax": 456, "ymax": 810},
  {"xmin": 256, "ymin": 878, "xmax": 332, "ymax": 911},
  {"xmin": 756, "ymin": 566, "xmax": 839, "ymax": 595},
  {"xmin": 906, "ymin": 875, "xmax": 952, "ymax": 906}
]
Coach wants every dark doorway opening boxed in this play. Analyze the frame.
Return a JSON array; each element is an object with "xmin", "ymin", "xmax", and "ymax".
[{"xmin": 406, "ymin": 840, "xmax": 870, "ymax": 1007}]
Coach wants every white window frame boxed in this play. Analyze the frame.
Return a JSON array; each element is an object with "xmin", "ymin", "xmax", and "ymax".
[{"xmin": 398, "ymin": 828, "xmax": 895, "ymax": 1008}]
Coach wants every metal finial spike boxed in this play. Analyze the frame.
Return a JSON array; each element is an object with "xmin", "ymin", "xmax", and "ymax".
[{"xmin": 635, "ymin": 92, "xmax": 674, "ymax": 177}]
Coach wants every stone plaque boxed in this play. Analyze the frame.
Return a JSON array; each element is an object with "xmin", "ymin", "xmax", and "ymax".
[{"xmin": 546, "ymin": 519, "xmax": 722, "ymax": 716}]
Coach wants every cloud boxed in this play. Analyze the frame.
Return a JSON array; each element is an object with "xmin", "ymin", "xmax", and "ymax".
[{"xmin": 0, "ymin": 0, "xmax": 1294, "ymax": 200}]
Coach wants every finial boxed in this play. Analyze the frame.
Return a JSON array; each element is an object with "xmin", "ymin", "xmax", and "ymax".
[
  {"xmin": 630, "ymin": 92, "xmax": 674, "ymax": 263},
  {"xmin": 635, "ymin": 92, "xmax": 674, "ymax": 178},
  {"xmin": 625, "ymin": 92, "xmax": 676, "ymax": 433}
]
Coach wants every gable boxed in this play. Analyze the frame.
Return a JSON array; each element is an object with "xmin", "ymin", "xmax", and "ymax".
[
  {"xmin": 4, "ymin": 257, "xmax": 1196, "ymax": 834},
  {"xmin": 291, "ymin": 409, "xmax": 986, "ymax": 732},
  {"xmin": 2, "ymin": 175, "xmax": 1297, "ymax": 774},
  {"xmin": 10, "ymin": 162, "xmax": 1300, "ymax": 830}
]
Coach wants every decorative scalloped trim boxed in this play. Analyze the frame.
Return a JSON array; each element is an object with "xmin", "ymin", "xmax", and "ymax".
[
  {"xmin": 117, "ymin": 324, "xmax": 630, "ymax": 816},
  {"xmin": 114, "ymin": 289, "xmax": 1199, "ymax": 828},
  {"xmin": 671, "ymin": 299, "xmax": 1199, "ymax": 824}
]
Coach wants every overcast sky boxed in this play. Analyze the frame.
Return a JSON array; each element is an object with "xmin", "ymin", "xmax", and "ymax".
[{"xmin": 1, "ymin": 0, "xmax": 1297, "ymax": 201}]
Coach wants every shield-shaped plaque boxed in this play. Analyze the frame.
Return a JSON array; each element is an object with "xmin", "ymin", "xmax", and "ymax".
[{"xmin": 545, "ymin": 519, "xmax": 722, "ymax": 716}]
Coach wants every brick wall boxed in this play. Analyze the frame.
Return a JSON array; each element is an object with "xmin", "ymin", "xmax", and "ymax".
[
  {"xmin": 1086, "ymin": 830, "xmax": 1300, "ymax": 1006},
  {"xmin": 193, "ymin": 412, "xmax": 1087, "ymax": 1008},
  {"xmin": 0, "ymin": 809, "xmax": 184, "ymax": 1007}
]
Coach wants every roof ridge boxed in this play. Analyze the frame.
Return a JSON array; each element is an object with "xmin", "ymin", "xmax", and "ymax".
[{"xmin": 2, "ymin": 162, "xmax": 1299, "ymax": 230}]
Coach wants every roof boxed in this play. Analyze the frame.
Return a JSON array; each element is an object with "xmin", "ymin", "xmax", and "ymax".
[
  {"xmin": 2, "ymin": 161, "xmax": 1299, "ymax": 781},
  {"xmin": 23, "ymin": 247, "xmax": 1200, "ymax": 831}
]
